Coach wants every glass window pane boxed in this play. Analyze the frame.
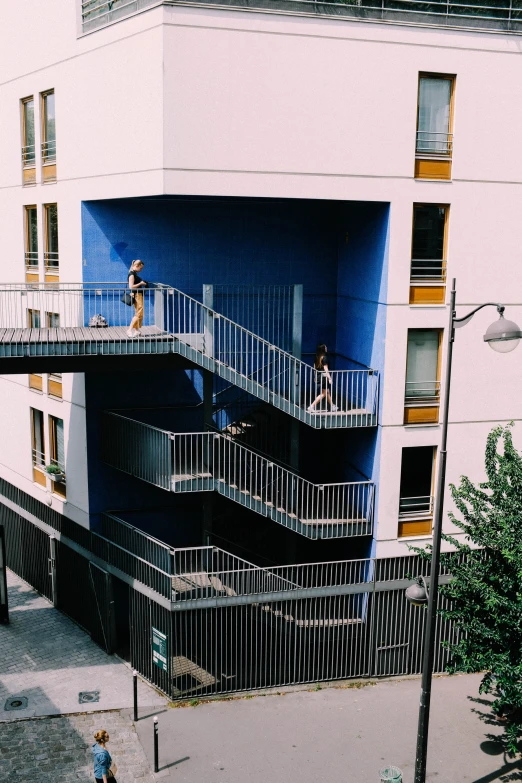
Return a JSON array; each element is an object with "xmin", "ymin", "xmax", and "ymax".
[
  {"xmin": 411, "ymin": 205, "xmax": 446, "ymax": 280},
  {"xmin": 32, "ymin": 409, "xmax": 45, "ymax": 465},
  {"xmin": 399, "ymin": 446, "xmax": 434, "ymax": 514},
  {"xmin": 28, "ymin": 309, "xmax": 41, "ymax": 328},
  {"xmin": 45, "ymin": 205, "xmax": 59, "ymax": 266},
  {"xmin": 51, "ymin": 416, "xmax": 65, "ymax": 468},
  {"xmin": 406, "ymin": 330, "xmax": 440, "ymax": 398},
  {"xmin": 46, "ymin": 312, "xmax": 60, "ymax": 328},
  {"xmin": 25, "ymin": 207, "xmax": 38, "ymax": 264},
  {"xmin": 417, "ymin": 78, "xmax": 451, "ymax": 154},
  {"xmin": 43, "ymin": 92, "xmax": 55, "ymax": 143},
  {"xmin": 23, "ymin": 99, "xmax": 35, "ymax": 164}
]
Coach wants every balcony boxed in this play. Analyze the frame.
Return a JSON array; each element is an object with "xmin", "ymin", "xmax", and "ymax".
[
  {"xmin": 101, "ymin": 412, "xmax": 375, "ymax": 539},
  {"xmin": 80, "ymin": 0, "xmax": 522, "ymax": 35}
]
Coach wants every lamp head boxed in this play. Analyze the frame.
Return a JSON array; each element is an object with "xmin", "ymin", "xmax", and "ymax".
[
  {"xmin": 405, "ymin": 580, "xmax": 428, "ymax": 607},
  {"xmin": 483, "ymin": 308, "xmax": 522, "ymax": 353}
]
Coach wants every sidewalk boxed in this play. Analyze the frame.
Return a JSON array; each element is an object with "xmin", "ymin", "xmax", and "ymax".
[
  {"xmin": 0, "ymin": 569, "xmax": 166, "ymax": 783},
  {"xmin": 135, "ymin": 674, "xmax": 516, "ymax": 783}
]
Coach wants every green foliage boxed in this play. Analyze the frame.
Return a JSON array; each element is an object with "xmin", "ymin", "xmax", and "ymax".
[{"xmin": 424, "ymin": 424, "xmax": 522, "ymax": 756}]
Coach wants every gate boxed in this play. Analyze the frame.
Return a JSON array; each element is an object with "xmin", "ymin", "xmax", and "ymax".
[{"xmin": 88, "ymin": 562, "xmax": 116, "ymax": 654}]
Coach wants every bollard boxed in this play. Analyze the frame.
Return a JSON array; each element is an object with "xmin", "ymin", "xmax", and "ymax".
[
  {"xmin": 153, "ymin": 716, "xmax": 159, "ymax": 773},
  {"xmin": 133, "ymin": 670, "xmax": 138, "ymax": 722},
  {"xmin": 379, "ymin": 766, "xmax": 402, "ymax": 782}
]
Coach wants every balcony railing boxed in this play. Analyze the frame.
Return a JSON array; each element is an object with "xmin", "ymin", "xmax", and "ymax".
[
  {"xmin": 41, "ymin": 140, "xmax": 56, "ymax": 164},
  {"xmin": 0, "ymin": 283, "xmax": 378, "ymax": 428},
  {"xmin": 81, "ymin": 0, "xmax": 522, "ymax": 35},
  {"xmin": 102, "ymin": 412, "xmax": 375, "ymax": 538},
  {"xmin": 405, "ymin": 380, "xmax": 440, "ymax": 404},
  {"xmin": 44, "ymin": 252, "xmax": 59, "ymax": 273},
  {"xmin": 398, "ymin": 494, "xmax": 434, "ymax": 518},
  {"xmin": 415, "ymin": 131, "xmax": 453, "ymax": 157},
  {"xmin": 410, "ymin": 259, "xmax": 446, "ymax": 283},
  {"xmin": 22, "ymin": 145, "xmax": 36, "ymax": 167}
]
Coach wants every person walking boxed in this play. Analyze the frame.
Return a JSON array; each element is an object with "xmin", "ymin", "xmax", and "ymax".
[
  {"xmin": 127, "ymin": 259, "xmax": 148, "ymax": 338},
  {"xmin": 92, "ymin": 729, "xmax": 117, "ymax": 782},
  {"xmin": 307, "ymin": 343, "xmax": 338, "ymax": 412}
]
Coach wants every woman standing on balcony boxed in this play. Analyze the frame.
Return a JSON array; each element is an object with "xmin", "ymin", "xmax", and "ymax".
[
  {"xmin": 127, "ymin": 259, "xmax": 148, "ymax": 338},
  {"xmin": 308, "ymin": 344, "xmax": 338, "ymax": 412}
]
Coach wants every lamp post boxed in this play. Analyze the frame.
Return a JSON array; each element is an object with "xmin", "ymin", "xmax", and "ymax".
[{"xmin": 406, "ymin": 278, "xmax": 521, "ymax": 783}]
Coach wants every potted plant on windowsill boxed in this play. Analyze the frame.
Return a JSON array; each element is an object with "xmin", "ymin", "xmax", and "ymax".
[{"xmin": 45, "ymin": 464, "xmax": 65, "ymax": 483}]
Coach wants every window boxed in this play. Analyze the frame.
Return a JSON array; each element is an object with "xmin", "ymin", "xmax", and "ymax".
[
  {"xmin": 21, "ymin": 97, "xmax": 36, "ymax": 185},
  {"xmin": 398, "ymin": 446, "xmax": 435, "ymax": 537},
  {"xmin": 31, "ymin": 408, "xmax": 46, "ymax": 487},
  {"xmin": 415, "ymin": 74, "xmax": 455, "ymax": 180},
  {"xmin": 48, "ymin": 373, "xmax": 63, "ymax": 399},
  {"xmin": 409, "ymin": 204, "xmax": 448, "ymax": 305},
  {"xmin": 27, "ymin": 309, "xmax": 41, "ymax": 328},
  {"xmin": 29, "ymin": 373, "xmax": 43, "ymax": 392},
  {"xmin": 24, "ymin": 206, "xmax": 39, "ymax": 282},
  {"xmin": 41, "ymin": 90, "xmax": 56, "ymax": 182},
  {"xmin": 404, "ymin": 329, "xmax": 442, "ymax": 424},
  {"xmin": 46, "ymin": 312, "xmax": 60, "ymax": 328},
  {"xmin": 49, "ymin": 415, "xmax": 66, "ymax": 497},
  {"xmin": 44, "ymin": 204, "xmax": 59, "ymax": 281}
]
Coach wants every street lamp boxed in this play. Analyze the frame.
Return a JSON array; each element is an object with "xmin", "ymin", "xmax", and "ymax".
[{"xmin": 405, "ymin": 278, "xmax": 521, "ymax": 783}]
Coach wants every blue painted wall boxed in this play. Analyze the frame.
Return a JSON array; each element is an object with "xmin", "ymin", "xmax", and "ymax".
[{"xmin": 82, "ymin": 196, "xmax": 389, "ymax": 554}]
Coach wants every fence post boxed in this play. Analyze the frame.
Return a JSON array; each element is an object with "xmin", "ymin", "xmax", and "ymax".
[
  {"xmin": 0, "ymin": 526, "xmax": 8, "ymax": 624},
  {"xmin": 49, "ymin": 536, "xmax": 58, "ymax": 607},
  {"xmin": 203, "ymin": 284, "xmax": 214, "ymax": 359},
  {"xmin": 153, "ymin": 716, "xmax": 159, "ymax": 773},
  {"xmin": 133, "ymin": 670, "xmax": 138, "ymax": 722}
]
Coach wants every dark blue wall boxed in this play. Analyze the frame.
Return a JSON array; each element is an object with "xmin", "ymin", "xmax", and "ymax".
[{"xmin": 82, "ymin": 196, "xmax": 389, "ymax": 550}]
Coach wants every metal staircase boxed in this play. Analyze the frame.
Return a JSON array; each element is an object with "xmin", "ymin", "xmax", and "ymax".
[
  {"xmin": 102, "ymin": 412, "xmax": 374, "ymax": 539},
  {"xmin": 0, "ymin": 283, "xmax": 378, "ymax": 429}
]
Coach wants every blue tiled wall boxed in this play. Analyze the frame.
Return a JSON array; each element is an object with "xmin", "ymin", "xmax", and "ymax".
[{"xmin": 82, "ymin": 196, "xmax": 390, "ymax": 550}]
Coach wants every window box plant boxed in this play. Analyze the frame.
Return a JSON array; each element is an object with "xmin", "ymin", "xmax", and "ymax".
[{"xmin": 45, "ymin": 464, "xmax": 65, "ymax": 482}]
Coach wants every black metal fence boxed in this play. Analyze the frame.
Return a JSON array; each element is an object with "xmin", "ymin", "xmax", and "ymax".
[{"xmin": 0, "ymin": 481, "xmax": 462, "ymax": 701}]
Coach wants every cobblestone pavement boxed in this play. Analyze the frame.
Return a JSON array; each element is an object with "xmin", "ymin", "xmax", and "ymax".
[
  {"xmin": 0, "ymin": 709, "xmax": 156, "ymax": 783},
  {"xmin": 0, "ymin": 569, "xmax": 166, "ymax": 720}
]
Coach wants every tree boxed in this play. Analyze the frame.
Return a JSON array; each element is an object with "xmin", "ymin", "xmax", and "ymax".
[{"xmin": 424, "ymin": 424, "xmax": 522, "ymax": 755}]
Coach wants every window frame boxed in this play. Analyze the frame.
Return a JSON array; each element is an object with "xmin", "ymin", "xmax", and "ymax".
[
  {"xmin": 21, "ymin": 96, "xmax": 36, "ymax": 168},
  {"xmin": 43, "ymin": 204, "xmax": 59, "ymax": 276},
  {"xmin": 404, "ymin": 328, "xmax": 443, "ymax": 425},
  {"xmin": 24, "ymin": 205, "xmax": 39, "ymax": 279},
  {"xmin": 415, "ymin": 72, "xmax": 456, "ymax": 159},
  {"xmin": 410, "ymin": 203, "xmax": 449, "ymax": 285},
  {"xmin": 398, "ymin": 446, "xmax": 437, "ymax": 538},
  {"xmin": 30, "ymin": 407, "xmax": 45, "ymax": 468},
  {"xmin": 40, "ymin": 89, "xmax": 56, "ymax": 163}
]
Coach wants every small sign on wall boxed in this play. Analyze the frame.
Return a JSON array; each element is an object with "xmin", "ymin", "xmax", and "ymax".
[{"xmin": 152, "ymin": 627, "xmax": 168, "ymax": 672}]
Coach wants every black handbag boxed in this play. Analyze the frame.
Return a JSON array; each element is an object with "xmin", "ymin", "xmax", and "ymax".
[{"xmin": 121, "ymin": 292, "xmax": 133, "ymax": 306}]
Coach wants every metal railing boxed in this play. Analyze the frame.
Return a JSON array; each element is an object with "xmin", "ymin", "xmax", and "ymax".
[
  {"xmin": 24, "ymin": 252, "xmax": 39, "ymax": 272},
  {"xmin": 22, "ymin": 145, "xmax": 36, "ymax": 167},
  {"xmin": 32, "ymin": 448, "xmax": 46, "ymax": 468},
  {"xmin": 398, "ymin": 495, "xmax": 434, "ymax": 518},
  {"xmin": 81, "ymin": 0, "xmax": 522, "ymax": 35},
  {"xmin": 416, "ymin": 131, "xmax": 453, "ymax": 156},
  {"xmin": 212, "ymin": 285, "xmax": 295, "ymax": 353},
  {"xmin": 41, "ymin": 140, "xmax": 56, "ymax": 163},
  {"xmin": 44, "ymin": 252, "xmax": 59, "ymax": 271},
  {"xmin": 102, "ymin": 412, "xmax": 375, "ymax": 538},
  {"xmin": 410, "ymin": 259, "xmax": 446, "ymax": 282},
  {"xmin": 405, "ymin": 380, "xmax": 440, "ymax": 404},
  {"xmin": 0, "ymin": 283, "xmax": 378, "ymax": 429}
]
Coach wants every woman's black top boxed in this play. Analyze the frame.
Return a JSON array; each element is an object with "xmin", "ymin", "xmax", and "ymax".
[
  {"xmin": 128, "ymin": 269, "xmax": 144, "ymax": 288},
  {"xmin": 316, "ymin": 354, "xmax": 329, "ymax": 372}
]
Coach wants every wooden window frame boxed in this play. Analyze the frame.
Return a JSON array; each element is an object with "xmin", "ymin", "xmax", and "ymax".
[
  {"xmin": 29, "ymin": 373, "xmax": 43, "ymax": 393},
  {"xmin": 398, "ymin": 446, "xmax": 437, "ymax": 538},
  {"xmin": 43, "ymin": 204, "xmax": 59, "ymax": 281},
  {"xmin": 21, "ymin": 96, "xmax": 36, "ymax": 185},
  {"xmin": 415, "ymin": 73, "xmax": 456, "ymax": 180},
  {"xmin": 403, "ymin": 329, "xmax": 443, "ymax": 425},
  {"xmin": 409, "ymin": 203, "xmax": 449, "ymax": 304},
  {"xmin": 41, "ymin": 90, "xmax": 57, "ymax": 182},
  {"xmin": 47, "ymin": 373, "xmax": 63, "ymax": 399},
  {"xmin": 49, "ymin": 414, "xmax": 66, "ymax": 497},
  {"xmin": 24, "ymin": 206, "xmax": 39, "ymax": 282},
  {"xmin": 27, "ymin": 308, "xmax": 41, "ymax": 329},
  {"xmin": 30, "ymin": 407, "xmax": 46, "ymax": 487}
]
